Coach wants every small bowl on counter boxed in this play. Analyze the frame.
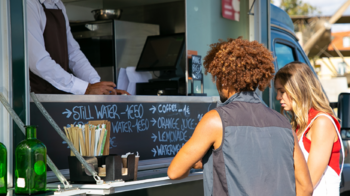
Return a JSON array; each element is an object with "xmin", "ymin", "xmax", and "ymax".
[{"xmin": 91, "ymin": 9, "xmax": 122, "ymax": 20}]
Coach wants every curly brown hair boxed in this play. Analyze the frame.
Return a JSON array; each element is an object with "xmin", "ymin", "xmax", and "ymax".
[{"xmin": 203, "ymin": 37, "xmax": 275, "ymax": 92}]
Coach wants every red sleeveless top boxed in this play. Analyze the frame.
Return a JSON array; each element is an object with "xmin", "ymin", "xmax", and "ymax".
[{"xmin": 296, "ymin": 108, "xmax": 341, "ymax": 175}]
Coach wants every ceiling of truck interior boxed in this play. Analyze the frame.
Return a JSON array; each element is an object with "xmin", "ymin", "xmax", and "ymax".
[{"xmin": 62, "ymin": 0, "xmax": 184, "ymax": 9}]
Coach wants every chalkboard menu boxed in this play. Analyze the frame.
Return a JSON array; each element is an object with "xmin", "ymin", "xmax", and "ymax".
[{"xmin": 30, "ymin": 102, "xmax": 216, "ymax": 170}]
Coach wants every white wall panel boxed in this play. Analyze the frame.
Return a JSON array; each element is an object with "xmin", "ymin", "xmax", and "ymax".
[{"xmin": 0, "ymin": 0, "xmax": 13, "ymax": 188}]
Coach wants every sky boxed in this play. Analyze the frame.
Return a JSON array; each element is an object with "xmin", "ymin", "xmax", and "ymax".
[{"xmin": 272, "ymin": 0, "xmax": 350, "ymax": 32}]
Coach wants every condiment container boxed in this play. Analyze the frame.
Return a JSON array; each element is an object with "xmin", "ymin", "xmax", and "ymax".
[
  {"xmin": 15, "ymin": 126, "xmax": 47, "ymax": 195},
  {"xmin": 69, "ymin": 154, "xmax": 135, "ymax": 183}
]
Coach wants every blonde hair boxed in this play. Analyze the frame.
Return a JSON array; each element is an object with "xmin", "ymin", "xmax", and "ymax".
[{"xmin": 274, "ymin": 62, "xmax": 335, "ymax": 131}]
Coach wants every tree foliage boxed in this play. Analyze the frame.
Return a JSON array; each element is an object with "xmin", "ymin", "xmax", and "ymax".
[{"xmin": 279, "ymin": 0, "xmax": 321, "ymax": 16}]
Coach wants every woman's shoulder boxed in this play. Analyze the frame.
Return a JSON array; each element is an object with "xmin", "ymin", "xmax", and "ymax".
[
  {"xmin": 308, "ymin": 112, "xmax": 340, "ymax": 147},
  {"xmin": 313, "ymin": 113, "xmax": 334, "ymax": 125},
  {"xmin": 310, "ymin": 113, "xmax": 337, "ymax": 134}
]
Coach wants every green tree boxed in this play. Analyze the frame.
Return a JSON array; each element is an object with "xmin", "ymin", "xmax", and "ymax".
[{"xmin": 279, "ymin": 0, "xmax": 320, "ymax": 15}]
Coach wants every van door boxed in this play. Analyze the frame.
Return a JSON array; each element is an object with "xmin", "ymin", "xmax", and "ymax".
[{"xmin": 264, "ymin": 28, "xmax": 314, "ymax": 111}]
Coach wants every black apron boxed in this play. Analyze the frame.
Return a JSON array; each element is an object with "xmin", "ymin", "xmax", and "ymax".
[{"xmin": 30, "ymin": 1, "xmax": 70, "ymax": 94}]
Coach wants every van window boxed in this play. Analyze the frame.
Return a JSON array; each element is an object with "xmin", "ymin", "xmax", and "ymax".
[
  {"xmin": 297, "ymin": 49, "xmax": 307, "ymax": 64},
  {"xmin": 275, "ymin": 43, "xmax": 296, "ymax": 69},
  {"xmin": 273, "ymin": 43, "xmax": 296, "ymax": 112}
]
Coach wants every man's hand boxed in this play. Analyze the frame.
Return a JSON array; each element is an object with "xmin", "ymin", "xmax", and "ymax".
[
  {"xmin": 85, "ymin": 81, "xmax": 116, "ymax": 95},
  {"xmin": 111, "ymin": 89, "xmax": 131, "ymax": 95},
  {"xmin": 192, "ymin": 160, "xmax": 203, "ymax": 169}
]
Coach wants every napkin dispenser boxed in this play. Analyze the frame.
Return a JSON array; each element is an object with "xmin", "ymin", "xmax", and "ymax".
[{"xmin": 68, "ymin": 154, "xmax": 136, "ymax": 183}]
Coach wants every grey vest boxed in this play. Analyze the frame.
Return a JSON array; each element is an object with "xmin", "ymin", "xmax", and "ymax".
[{"xmin": 203, "ymin": 91, "xmax": 295, "ymax": 196}]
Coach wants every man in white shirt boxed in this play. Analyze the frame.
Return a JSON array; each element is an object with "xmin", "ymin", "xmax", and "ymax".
[{"xmin": 27, "ymin": 0, "xmax": 128, "ymax": 95}]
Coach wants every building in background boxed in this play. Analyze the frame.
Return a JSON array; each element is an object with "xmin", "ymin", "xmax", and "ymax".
[
  {"xmin": 290, "ymin": 14, "xmax": 350, "ymax": 102},
  {"xmin": 312, "ymin": 30, "xmax": 350, "ymax": 102}
]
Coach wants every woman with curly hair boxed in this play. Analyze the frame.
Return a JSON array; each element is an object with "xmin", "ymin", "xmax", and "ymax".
[
  {"xmin": 168, "ymin": 38, "xmax": 313, "ymax": 196},
  {"xmin": 275, "ymin": 61, "xmax": 344, "ymax": 196}
]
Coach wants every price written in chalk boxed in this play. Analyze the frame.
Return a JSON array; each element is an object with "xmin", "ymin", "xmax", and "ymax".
[
  {"xmin": 111, "ymin": 119, "xmax": 149, "ymax": 133},
  {"xmin": 149, "ymin": 104, "xmax": 190, "ymax": 116},
  {"xmin": 62, "ymin": 104, "xmax": 146, "ymax": 121}
]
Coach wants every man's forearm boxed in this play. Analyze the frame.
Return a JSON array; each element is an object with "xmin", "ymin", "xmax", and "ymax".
[
  {"xmin": 296, "ymin": 182, "xmax": 313, "ymax": 196},
  {"xmin": 168, "ymin": 168, "xmax": 190, "ymax": 180}
]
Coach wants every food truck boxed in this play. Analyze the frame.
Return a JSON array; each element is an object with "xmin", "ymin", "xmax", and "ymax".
[{"xmin": 3, "ymin": 0, "xmax": 350, "ymax": 195}]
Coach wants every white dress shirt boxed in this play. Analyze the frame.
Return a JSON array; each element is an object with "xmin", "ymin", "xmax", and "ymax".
[{"xmin": 27, "ymin": 0, "xmax": 101, "ymax": 94}]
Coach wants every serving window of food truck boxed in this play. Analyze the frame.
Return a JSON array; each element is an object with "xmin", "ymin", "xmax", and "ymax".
[{"xmin": 0, "ymin": 0, "xmax": 271, "ymax": 195}]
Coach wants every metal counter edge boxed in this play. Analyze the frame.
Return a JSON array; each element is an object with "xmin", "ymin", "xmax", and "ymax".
[
  {"xmin": 30, "ymin": 95, "xmax": 220, "ymax": 103},
  {"xmin": 47, "ymin": 172, "xmax": 203, "ymax": 195}
]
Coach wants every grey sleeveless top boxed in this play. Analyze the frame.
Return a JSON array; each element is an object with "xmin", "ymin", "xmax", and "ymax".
[{"xmin": 203, "ymin": 91, "xmax": 295, "ymax": 196}]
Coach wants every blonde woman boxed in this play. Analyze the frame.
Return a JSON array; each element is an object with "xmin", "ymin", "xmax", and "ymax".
[{"xmin": 274, "ymin": 61, "xmax": 344, "ymax": 196}]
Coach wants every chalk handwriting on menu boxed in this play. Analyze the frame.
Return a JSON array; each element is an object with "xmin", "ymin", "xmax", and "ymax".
[
  {"xmin": 148, "ymin": 104, "xmax": 197, "ymax": 157},
  {"xmin": 61, "ymin": 103, "xmax": 205, "ymax": 158},
  {"xmin": 63, "ymin": 104, "xmax": 146, "ymax": 121},
  {"xmin": 150, "ymin": 130, "xmax": 188, "ymax": 143},
  {"xmin": 111, "ymin": 119, "xmax": 149, "ymax": 133},
  {"xmin": 122, "ymin": 104, "xmax": 144, "ymax": 119},
  {"xmin": 62, "ymin": 105, "xmax": 121, "ymax": 121},
  {"xmin": 66, "ymin": 106, "xmax": 95, "ymax": 121},
  {"xmin": 149, "ymin": 104, "xmax": 190, "ymax": 116},
  {"xmin": 151, "ymin": 143, "xmax": 185, "ymax": 157}
]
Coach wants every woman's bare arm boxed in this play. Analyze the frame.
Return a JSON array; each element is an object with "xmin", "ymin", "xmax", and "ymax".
[
  {"xmin": 307, "ymin": 116, "xmax": 337, "ymax": 188},
  {"xmin": 293, "ymin": 131, "xmax": 313, "ymax": 196}
]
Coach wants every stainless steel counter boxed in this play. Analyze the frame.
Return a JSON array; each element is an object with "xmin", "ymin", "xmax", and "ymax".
[
  {"xmin": 46, "ymin": 157, "xmax": 203, "ymax": 195},
  {"xmin": 31, "ymin": 94, "xmax": 220, "ymax": 103},
  {"xmin": 47, "ymin": 172, "xmax": 203, "ymax": 195},
  {"xmin": 47, "ymin": 158, "xmax": 174, "ymax": 182}
]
